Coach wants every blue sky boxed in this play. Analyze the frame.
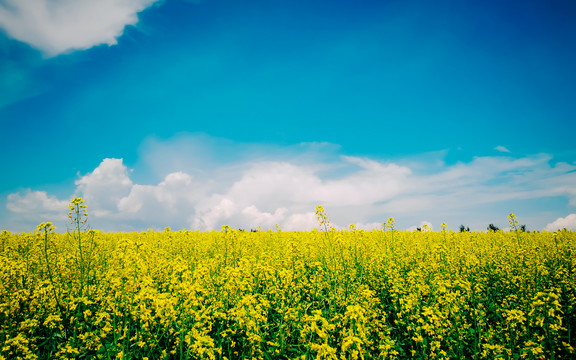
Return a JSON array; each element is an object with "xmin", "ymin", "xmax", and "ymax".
[{"xmin": 1, "ymin": 0, "xmax": 575, "ymax": 232}]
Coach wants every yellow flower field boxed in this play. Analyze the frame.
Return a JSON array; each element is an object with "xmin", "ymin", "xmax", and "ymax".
[{"xmin": 1, "ymin": 202, "xmax": 575, "ymax": 359}]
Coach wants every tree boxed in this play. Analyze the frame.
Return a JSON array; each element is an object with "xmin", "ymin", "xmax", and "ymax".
[{"xmin": 487, "ymin": 223, "xmax": 500, "ymax": 232}]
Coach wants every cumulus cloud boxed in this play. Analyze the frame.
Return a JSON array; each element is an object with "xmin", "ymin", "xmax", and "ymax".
[
  {"xmin": 283, "ymin": 212, "xmax": 318, "ymax": 231},
  {"xmin": 75, "ymin": 158, "xmax": 133, "ymax": 217},
  {"xmin": 117, "ymin": 171, "xmax": 202, "ymax": 227},
  {"xmin": 195, "ymin": 203, "xmax": 288, "ymax": 231},
  {"xmin": 6, "ymin": 190, "xmax": 68, "ymax": 220},
  {"xmin": 4, "ymin": 137, "xmax": 576, "ymax": 231},
  {"xmin": 545, "ymin": 214, "xmax": 576, "ymax": 231},
  {"xmin": 191, "ymin": 157, "xmax": 411, "ymax": 230},
  {"xmin": 0, "ymin": 0, "xmax": 160, "ymax": 56}
]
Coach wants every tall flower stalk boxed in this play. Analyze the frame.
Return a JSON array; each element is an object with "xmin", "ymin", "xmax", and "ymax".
[
  {"xmin": 38, "ymin": 221, "xmax": 63, "ymax": 313},
  {"xmin": 68, "ymin": 197, "xmax": 89, "ymax": 298},
  {"xmin": 508, "ymin": 213, "xmax": 521, "ymax": 247}
]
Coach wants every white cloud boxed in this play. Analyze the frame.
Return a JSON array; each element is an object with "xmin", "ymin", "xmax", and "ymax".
[
  {"xmin": 545, "ymin": 214, "xmax": 576, "ymax": 231},
  {"xmin": 191, "ymin": 157, "xmax": 411, "ymax": 230},
  {"xmin": 119, "ymin": 171, "xmax": 195, "ymax": 213},
  {"xmin": 6, "ymin": 190, "xmax": 68, "ymax": 220},
  {"xmin": 0, "ymin": 0, "xmax": 160, "ymax": 56},
  {"xmin": 283, "ymin": 212, "xmax": 317, "ymax": 231},
  {"xmin": 389, "ymin": 154, "xmax": 576, "ymax": 215},
  {"xmin": 495, "ymin": 145, "xmax": 511, "ymax": 153},
  {"xmin": 4, "ymin": 136, "xmax": 576, "ymax": 232},
  {"xmin": 193, "ymin": 197, "xmax": 293, "ymax": 231},
  {"xmin": 75, "ymin": 158, "xmax": 133, "ymax": 217},
  {"xmin": 407, "ymin": 221, "xmax": 433, "ymax": 231},
  {"xmin": 229, "ymin": 157, "xmax": 409, "ymax": 209},
  {"xmin": 117, "ymin": 171, "xmax": 200, "ymax": 227}
]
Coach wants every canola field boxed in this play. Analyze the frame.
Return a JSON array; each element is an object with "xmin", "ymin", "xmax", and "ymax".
[{"xmin": 1, "ymin": 201, "xmax": 575, "ymax": 359}]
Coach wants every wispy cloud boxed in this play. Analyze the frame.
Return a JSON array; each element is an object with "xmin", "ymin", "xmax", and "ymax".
[
  {"xmin": 4, "ymin": 135, "xmax": 576, "ymax": 232},
  {"xmin": 0, "ymin": 0, "xmax": 160, "ymax": 56},
  {"xmin": 494, "ymin": 145, "xmax": 511, "ymax": 153}
]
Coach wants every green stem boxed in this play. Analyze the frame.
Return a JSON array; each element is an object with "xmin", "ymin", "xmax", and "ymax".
[
  {"xmin": 75, "ymin": 203, "xmax": 85, "ymax": 298},
  {"xmin": 43, "ymin": 229, "xmax": 63, "ymax": 314}
]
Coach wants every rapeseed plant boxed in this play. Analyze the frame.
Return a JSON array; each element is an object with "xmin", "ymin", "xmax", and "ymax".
[{"xmin": 1, "ymin": 204, "xmax": 575, "ymax": 359}]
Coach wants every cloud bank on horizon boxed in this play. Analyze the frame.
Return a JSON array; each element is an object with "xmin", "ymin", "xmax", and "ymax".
[
  {"xmin": 0, "ymin": 0, "xmax": 160, "ymax": 56},
  {"xmin": 4, "ymin": 135, "xmax": 576, "ymax": 232}
]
